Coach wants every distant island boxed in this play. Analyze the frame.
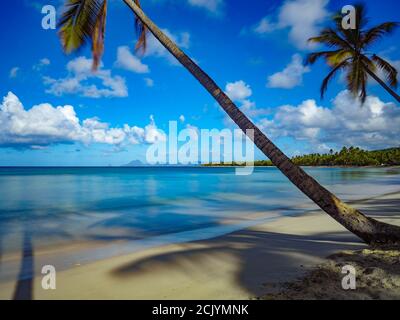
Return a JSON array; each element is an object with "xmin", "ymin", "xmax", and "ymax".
[
  {"xmin": 203, "ymin": 147, "xmax": 400, "ymax": 167},
  {"xmin": 124, "ymin": 160, "xmax": 147, "ymax": 167}
]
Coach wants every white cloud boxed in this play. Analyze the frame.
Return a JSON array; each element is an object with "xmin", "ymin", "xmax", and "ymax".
[
  {"xmin": 253, "ymin": 17, "xmax": 276, "ymax": 34},
  {"xmin": 187, "ymin": 0, "xmax": 224, "ymax": 14},
  {"xmin": 225, "ymin": 80, "xmax": 252, "ymax": 102},
  {"xmin": 9, "ymin": 67, "xmax": 19, "ymax": 79},
  {"xmin": 179, "ymin": 114, "xmax": 185, "ymax": 123},
  {"xmin": 257, "ymin": 90, "xmax": 400, "ymax": 149},
  {"xmin": 252, "ymin": 0, "xmax": 329, "ymax": 50},
  {"xmin": 267, "ymin": 54, "xmax": 310, "ymax": 89},
  {"xmin": 223, "ymin": 80, "xmax": 271, "ymax": 122},
  {"xmin": 0, "ymin": 92, "xmax": 165, "ymax": 148},
  {"xmin": 115, "ymin": 46, "xmax": 150, "ymax": 74},
  {"xmin": 33, "ymin": 58, "xmax": 51, "ymax": 71},
  {"xmin": 40, "ymin": 58, "xmax": 51, "ymax": 65},
  {"xmin": 44, "ymin": 56, "xmax": 128, "ymax": 98},
  {"xmin": 143, "ymin": 115, "xmax": 167, "ymax": 144}
]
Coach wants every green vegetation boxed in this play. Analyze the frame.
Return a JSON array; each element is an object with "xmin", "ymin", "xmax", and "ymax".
[
  {"xmin": 307, "ymin": 3, "xmax": 400, "ymax": 103},
  {"xmin": 204, "ymin": 147, "xmax": 400, "ymax": 167}
]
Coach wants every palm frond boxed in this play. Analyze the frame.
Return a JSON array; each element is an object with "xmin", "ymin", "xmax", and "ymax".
[
  {"xmin": 346, "ymin": 58, "xmax": 368, "ymax": 103},
  {"xmin": 372, "ymin": 54, "xmax": 398, "ymax": 89},
  {"xmin": 326, "ymin": 50, "xmax": 353, "ymax": 66},
  {"xmin": 320, "ymin": 59, "xmax": 349, "ymax": 99},
  {"xmin": 306, "ymin": 49, "xmax": 352, "ymax": 68},
  {"xmin": 92, "ymin": 0, "xmax": 107, "ymax": 70},
  {"xmin": 308, "ymin": 28, "xmax": 352, "ymax": 50},
  {"xmin": 362, "ymin": 22, "xmax": 399, "ymax": 47},
  {"xmin": 58, "ymin": 0, "xmax": 103, "ymax": 53},
  {"xmin": 306, "ymin": 50, "xmax": 339, "ymax": 65},
  {"xmin": 134, "ymin": 0, "xmax": 147, "ymax": 53}
]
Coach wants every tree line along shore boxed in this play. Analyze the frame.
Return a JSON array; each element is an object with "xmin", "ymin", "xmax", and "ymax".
[{"xmin": 203, "ymin": 147, "xmax": 400, "ymax": 167}]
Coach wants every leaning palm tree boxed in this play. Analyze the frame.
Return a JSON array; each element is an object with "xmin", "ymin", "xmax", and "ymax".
[
  {"xmin": 57, "ymin": 0, "xmax": 400, "ymax": 246},
  {"xmin": 307, "ymin": 4, "xmax": 400, "ymax": 103}
]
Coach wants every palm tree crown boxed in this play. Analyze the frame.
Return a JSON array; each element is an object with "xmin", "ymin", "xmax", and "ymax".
[
  {"xmin": 58, "ymin": 0, "xmax": 147, "ymax": 70},
  {"xmin": 307, "ymin": 4, "xmax": 399, "ymax": 103}
]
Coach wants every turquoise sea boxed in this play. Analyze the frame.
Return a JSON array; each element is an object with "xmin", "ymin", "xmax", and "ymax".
[
  {"xmin": 1, "ymin": 166, "xmax": 400, "ymax": 248},
  {"xmin": 0, "ymin": 166, "xmax": 399, "ymax": 277}
]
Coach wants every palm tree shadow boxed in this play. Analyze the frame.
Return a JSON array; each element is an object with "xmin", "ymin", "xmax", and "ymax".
[
  {"xmin": 108, "ymin": 196, "xmax": 400, "ymax": 298},
  {"xmin": 12, "ymin": 229, "xmax": 34, "ymax": 300},
  {"xmin": 110, "ymin": 228, "xmax": 364, "ymax": 297}
]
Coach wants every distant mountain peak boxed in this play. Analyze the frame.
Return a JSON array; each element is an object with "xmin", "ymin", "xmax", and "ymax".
[{"xmin": 124, "ymin": 160, "xmax": 146, "ymax": 167}]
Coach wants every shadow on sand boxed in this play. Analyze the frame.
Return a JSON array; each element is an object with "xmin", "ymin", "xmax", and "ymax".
[
  {"xmin": 108, "ymin": 195, "xmax": 400, "ymax": 298},
  {"xmin": 12, "ymin": 229, "xmax": 34, "ymax": 300}
]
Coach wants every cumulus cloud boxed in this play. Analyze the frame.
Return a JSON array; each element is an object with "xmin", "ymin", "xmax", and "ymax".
[
  {"xmin": 179, "ymin": 115, "xmax": 185, "ymax": 123},
  {"xmin": 225, "ymin": 80, "xmax": 252, "ymax": 101},
  {"xmin": 252, "ymin": 0, "xmax": 329, "ymax": 50},
  {"xmin": 115, "ymin": 46, "xmax": 150, "ymax": 74},
  {"xmin": 0, "ymin": 92, "xmax": 165, "ymax": 149},
  {"xmin": 223, "ymin": 80, "xmax": 270, "ymax": 125},
  {"xmin": 44, "ymin": 57, "xmax": 128, "ymax": 98},
  {"xmin": 267, "ymin": 54, "xmax": 310, "ymax": 89},
  {"xmin": 257, "ymin": 90, "xmax": 400, "ymax": 149}
]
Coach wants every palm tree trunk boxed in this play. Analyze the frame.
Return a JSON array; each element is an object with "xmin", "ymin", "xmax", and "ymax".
[
  {"xmin": 364, "ymin": 65, "xmax": 400, "ymax": 103},
  {"xmin": 123, "ymin": 0, "xmax": 400, "ymax": 246}
]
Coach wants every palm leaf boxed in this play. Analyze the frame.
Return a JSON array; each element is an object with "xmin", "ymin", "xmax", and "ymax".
[
  {"xmin": 320, "ymin": 59, "xmax": 349, "ymax": 98},
  {"xmin": 362, "ymin": 22, "xmax": 400, "ymax": 47},
  {"xmin": 306, "ymin": 49, "xmax": 352, "ymax": 67},
  {"xmin": 308, "ymin": 28, "xmax": 352, "ymax": 50},
  {"xmin": 58, "ymin": 0, "xmax": 103, "ymax": 53},
  {"xmin": 372, "ymin": 54, "xmax": 398, "ymax": 89},
  {"xmin": 134, "ymin": 0, "xmax": 148, "ymax": 53},
  {"xmin": 92, "ymin": 0, "xmax": 107, "ymax": 70},
  {"xmin": 306, "ymin": 50, "xmax": 340, "ymax": 65},
  {"xmin": 346, "ymin": 58, "xmax": 368, "ymax": 103}
]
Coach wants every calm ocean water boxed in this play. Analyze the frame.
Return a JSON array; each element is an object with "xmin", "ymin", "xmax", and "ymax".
[{"xmin": 0, "ymin": 167, "xmax": 399, "ymax": 258}]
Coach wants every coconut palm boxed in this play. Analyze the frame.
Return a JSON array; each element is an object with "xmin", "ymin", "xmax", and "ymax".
[
  {"xmin": 57, "ymin": 0, "xmax": 400, "ymax": 246},
  {"xmin": 307, "ymin": 4, "xmax": 400, "ymax": 103}
]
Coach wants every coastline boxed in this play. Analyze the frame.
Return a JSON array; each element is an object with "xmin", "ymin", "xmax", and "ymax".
[
  {"xmin": 0, "ymin": 190, "xmax": 398, "ymax": 300},
  {"xmin": 202, "ymin": 165, "xmax": 400, "ymax": 169}
]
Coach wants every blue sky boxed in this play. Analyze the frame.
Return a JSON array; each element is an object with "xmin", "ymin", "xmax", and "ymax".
[{"xmin": 1, "ymin": 0, "xmax": 399, "ymax": 166}]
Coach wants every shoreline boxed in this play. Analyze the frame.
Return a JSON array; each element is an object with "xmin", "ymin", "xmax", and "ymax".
[
  {"xmin": 1, "ymin": 190, "xmax": 399, "ymax": 299},
  {"xmin": 1, "ymin": 165, "xmax": 399, "ymax": 169},
  {"xmin": 202, "ymin": 165, "xmax": 400, "ymax": 169}
]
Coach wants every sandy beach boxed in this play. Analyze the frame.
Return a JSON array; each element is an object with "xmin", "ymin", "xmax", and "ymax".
[{"xmin": 0, "ymin": 190, "xmax": 398, "ymax": 300}]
